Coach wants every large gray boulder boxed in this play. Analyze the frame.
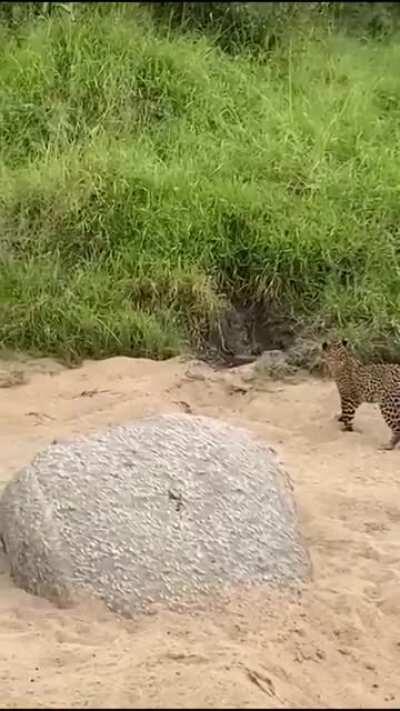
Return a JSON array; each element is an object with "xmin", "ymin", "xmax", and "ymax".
[{"xmin": 0, "ymin": 414, "xmax": 311, "ymax": 616}]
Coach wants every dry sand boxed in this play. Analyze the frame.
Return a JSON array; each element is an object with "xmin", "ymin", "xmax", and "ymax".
[{"xmin": 0, "ymin": 354, "xmax": 399, "ymax": 708}]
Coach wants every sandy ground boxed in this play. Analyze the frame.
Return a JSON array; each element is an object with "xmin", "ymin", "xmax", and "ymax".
[{"xmin": 0, "ymin": 354, "xmax": 399, "ymax": 708}]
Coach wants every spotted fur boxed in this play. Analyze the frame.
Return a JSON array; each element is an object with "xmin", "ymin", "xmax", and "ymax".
[{"xmin": 322, "ymin": 339, "xmax": 400, "ymax": 449}]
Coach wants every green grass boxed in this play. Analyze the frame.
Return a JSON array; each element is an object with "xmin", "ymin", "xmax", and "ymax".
[{"xmin": 1, "ymin": 4, "xmax": 400, "ymax": 361}]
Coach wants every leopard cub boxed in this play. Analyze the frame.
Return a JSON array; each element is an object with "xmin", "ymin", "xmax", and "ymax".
[{"xmin": 322, "ymin": 339, "xmax": 400, "ymax": 450}]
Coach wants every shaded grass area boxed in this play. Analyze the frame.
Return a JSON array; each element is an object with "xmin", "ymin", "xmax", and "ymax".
[{"xmin": 1, "ymin": 4, "xmax": 400, "ymax": 362}]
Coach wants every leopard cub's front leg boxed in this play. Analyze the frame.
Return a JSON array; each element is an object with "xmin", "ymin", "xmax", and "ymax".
[{"xmin": 338, "ymin": 396, "xmax": 358, "ymax": 431}]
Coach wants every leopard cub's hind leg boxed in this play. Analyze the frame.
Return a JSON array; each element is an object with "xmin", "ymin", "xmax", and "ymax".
[{"xmin": 379, "ymin": 390, "xmax": 400, "ymax": 451}]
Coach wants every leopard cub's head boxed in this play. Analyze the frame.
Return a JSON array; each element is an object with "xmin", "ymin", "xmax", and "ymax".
[{"xmin": 321, "ymin": 338, "xmax": 351, "ymax": 376}]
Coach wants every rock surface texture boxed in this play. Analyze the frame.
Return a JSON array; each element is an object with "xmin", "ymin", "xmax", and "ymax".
[{"xmin": 0, "ymin": 414, "xmax": 311, "ymax": 616}]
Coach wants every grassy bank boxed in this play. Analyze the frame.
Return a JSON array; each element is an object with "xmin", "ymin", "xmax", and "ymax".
[{"xmin": 1, "ymin": 4, "xmax": 400, "ymax": 361}]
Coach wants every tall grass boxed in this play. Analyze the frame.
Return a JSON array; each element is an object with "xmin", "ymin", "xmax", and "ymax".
[{"xmin": 1, "ymin": 4, "xmax": 400, "ymax": 360}]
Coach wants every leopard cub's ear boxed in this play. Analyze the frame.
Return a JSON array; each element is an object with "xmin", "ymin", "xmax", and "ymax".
[
  {"xmin": 341, "ymin": 338, "xmax": 348, "ymax": 347},
  {"xmin": 322, "ymin": 342, "xmax": 328, "ymax": 351}
]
